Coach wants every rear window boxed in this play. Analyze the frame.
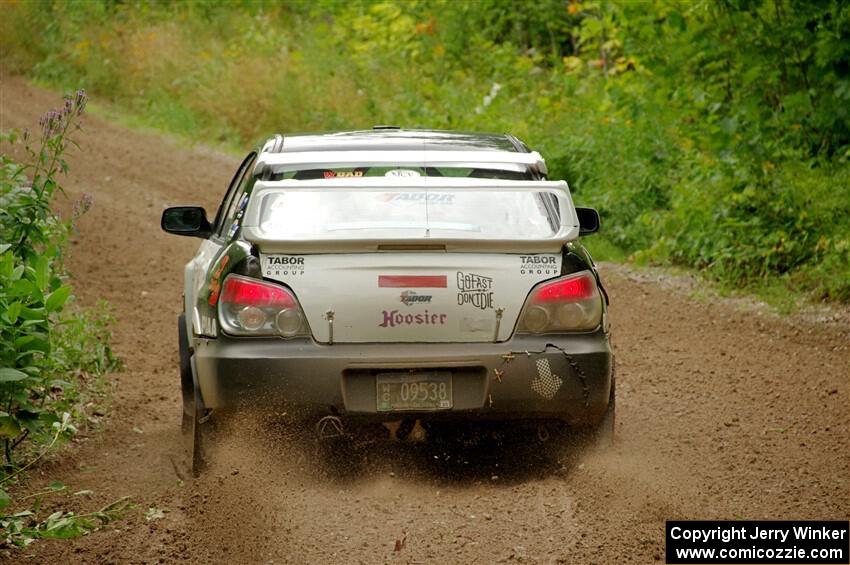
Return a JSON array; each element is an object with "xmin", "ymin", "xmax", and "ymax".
[{"xmin": 255, "ymin": 189, "xmax": 558, "ymax": 240}]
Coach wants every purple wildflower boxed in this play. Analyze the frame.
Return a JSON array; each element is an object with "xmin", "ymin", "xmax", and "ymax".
[
  {"xmin": 73, "ymin": 193, "xmax": 94, "ymax": 218},
  {"xmin": 75, "ymin": 89, "xmax": 87, "ymax": 113}
]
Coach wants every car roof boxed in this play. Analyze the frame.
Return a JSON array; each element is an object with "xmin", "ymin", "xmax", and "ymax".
[{"xmin": 261, "ymin": 128, "xmax": 530, "ymax": 154}]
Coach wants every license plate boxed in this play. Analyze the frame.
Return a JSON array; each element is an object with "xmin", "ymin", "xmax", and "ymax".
[{"xmin": 376, "ymin": 372, "xmax": 452, "ymax": 412}]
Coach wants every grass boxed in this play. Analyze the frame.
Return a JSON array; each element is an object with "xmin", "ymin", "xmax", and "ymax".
[
  {"xmin": 26, "ymin": 77, "xmax": 244, "ymax": 158},
  {"xmin": 583, "ymin": 235, "xmax": 627, "ymax": 263}
]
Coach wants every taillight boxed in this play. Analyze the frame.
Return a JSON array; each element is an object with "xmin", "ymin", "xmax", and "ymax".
[
  {"xmin": 517, "ymin": 271, "xmax": 602, "ymax": 333},
  {"xmin": 218, "ymin": 274, "xmax": 309, "ymax": 337}
]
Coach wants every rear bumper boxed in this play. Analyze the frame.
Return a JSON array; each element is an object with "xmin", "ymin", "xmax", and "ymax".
[{"xmin": 193, "ymin": 330, "xmax": 612, "ymax": 426}]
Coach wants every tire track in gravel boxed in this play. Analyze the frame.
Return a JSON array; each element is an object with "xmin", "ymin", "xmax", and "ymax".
[{"xmin": 1, "ymin": 72, "xmax": 848, "ymax": 564}]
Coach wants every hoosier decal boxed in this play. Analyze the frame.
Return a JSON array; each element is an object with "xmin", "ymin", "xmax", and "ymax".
[{"xmin": 379, "ymin": 310, "xmax": 447, "ymax": 328}]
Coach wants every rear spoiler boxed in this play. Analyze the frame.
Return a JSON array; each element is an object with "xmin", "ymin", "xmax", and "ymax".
[
  {"xmin": 240, "ymin": 178, "xmax": 578, "ymax": 254},
  {"xmin": 253, "ymin": 150, "xmax": 548, "ymax": 177}
]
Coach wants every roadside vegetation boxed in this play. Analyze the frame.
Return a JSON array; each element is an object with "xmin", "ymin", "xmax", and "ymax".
[
  {"xmin": 0, "ymin": 92, "xmax": 126, "ymax": 546},
  {"xmin": 1, "ymin": 0, "xmax": 848, "ymax": 306}
]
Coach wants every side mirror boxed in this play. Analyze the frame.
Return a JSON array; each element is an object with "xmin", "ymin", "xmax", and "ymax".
[
  {"xmin": 161, "ymin": 206, "xmax": 213, "ymax": 238},
  {"xmin": 576, "ymin": 207, "xmax": 600, "ymax": 236}
]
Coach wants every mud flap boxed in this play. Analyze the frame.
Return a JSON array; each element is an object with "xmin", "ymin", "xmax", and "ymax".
[
  {"xmin": 178, "ymin": 314, "xmax": 194, "ymax": 426},
  {"xmin": 567, "ymin": 356, "xmax": 614, "ymax": 450},
  {"xmin": 190, "ymin": 371, "xmax": 208, "ymax": 477},
  {"xmin": 594, "ymin": 357, "xmax": 616, "ymax": 447},
  {"xmin": 178, "ymin": 314, "xmax": 211, "ymax": 475}
]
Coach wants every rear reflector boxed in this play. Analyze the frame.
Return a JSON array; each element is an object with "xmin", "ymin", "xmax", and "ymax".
[{"xmin": 378, "ymin": 275, "xmax": 447, "ymax": 288}]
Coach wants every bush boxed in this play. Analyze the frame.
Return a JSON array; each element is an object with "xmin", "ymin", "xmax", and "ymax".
[{"xmin": 0, "ymin": 91, "xmax": 120, "ymax": 495}]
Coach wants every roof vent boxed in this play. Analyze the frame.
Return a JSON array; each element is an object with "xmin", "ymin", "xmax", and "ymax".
[{"xmin": 372, "ymin": 125, "xmax": 400, "ymax": 130}]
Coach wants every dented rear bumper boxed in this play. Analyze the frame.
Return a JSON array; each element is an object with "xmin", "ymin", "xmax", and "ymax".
[{"xmin": 193, "ymin": 330, "xmax": 612, "ymax": 426}]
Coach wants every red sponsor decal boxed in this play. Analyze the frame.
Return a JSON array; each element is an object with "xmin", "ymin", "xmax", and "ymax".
[{"xmin": 379, "ymin": 275, "xmax": 447, "ymax": 288}]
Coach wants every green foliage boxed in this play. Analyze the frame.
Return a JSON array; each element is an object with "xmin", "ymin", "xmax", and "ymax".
[
  {"xmin": 0, "ymin": 91, "xmax": 121, "ymax": 539},
  {"xmin": 1, "ymin": 0, "xmax": 847, "ymax": 301},
  {"xmin": 0, "ymin": 413, "xmax": 77, "ymax": 518},
  {"xmin": 0, "ymin": 417, "xmax": 131, "ymax": 548},
  {"xmin": 2, "ymin": 493, "xmax": 131, "ymax": 547},
  {"xmin": 0, "ymin": 92, "xmax": 119, "ymax": 467}
]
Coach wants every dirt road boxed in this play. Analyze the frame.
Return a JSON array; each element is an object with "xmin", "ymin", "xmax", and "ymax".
[{"xmin": 1, "ymin": 74, "xmax": 848, "ymax": 564}]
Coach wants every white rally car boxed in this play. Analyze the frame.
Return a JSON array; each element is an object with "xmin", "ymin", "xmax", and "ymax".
[{"xmin": 161, "ymin": 128, "xmax": 613, "ymax": 473}]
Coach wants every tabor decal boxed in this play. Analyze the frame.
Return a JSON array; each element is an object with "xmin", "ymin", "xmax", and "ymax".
[
  {"xmin": 400, "ymin": 290, "xmax": 432, "ymax": 306},
  {"xmin": 380, "ymin": 192, "xmax": 454, "ymax": 204},
  {"xmin": 520, "ymin": 255, "xmax": 559, "ymax": 276},
  {"xmin": 265, "ymin": 256, "xmax": 305, "ymax": 277}
]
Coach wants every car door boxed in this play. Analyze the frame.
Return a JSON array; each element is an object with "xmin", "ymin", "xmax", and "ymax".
[{"xmin": 184, "ymin": 151, "xmax": 256, "ymax": 339}]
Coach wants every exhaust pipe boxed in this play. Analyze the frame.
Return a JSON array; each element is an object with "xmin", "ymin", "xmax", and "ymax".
[
  {"xmin": 383, "ymin": 419, "xmax": 427, "ymax": 442},
  {"xmin": 315, "ymin": 415, "xmax": 344, "ymax": 440}
]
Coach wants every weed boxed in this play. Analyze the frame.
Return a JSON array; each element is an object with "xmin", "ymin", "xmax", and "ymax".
[{"xmin": 0, "ymin": 92, "xmax": 121, "ymax": 541}]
